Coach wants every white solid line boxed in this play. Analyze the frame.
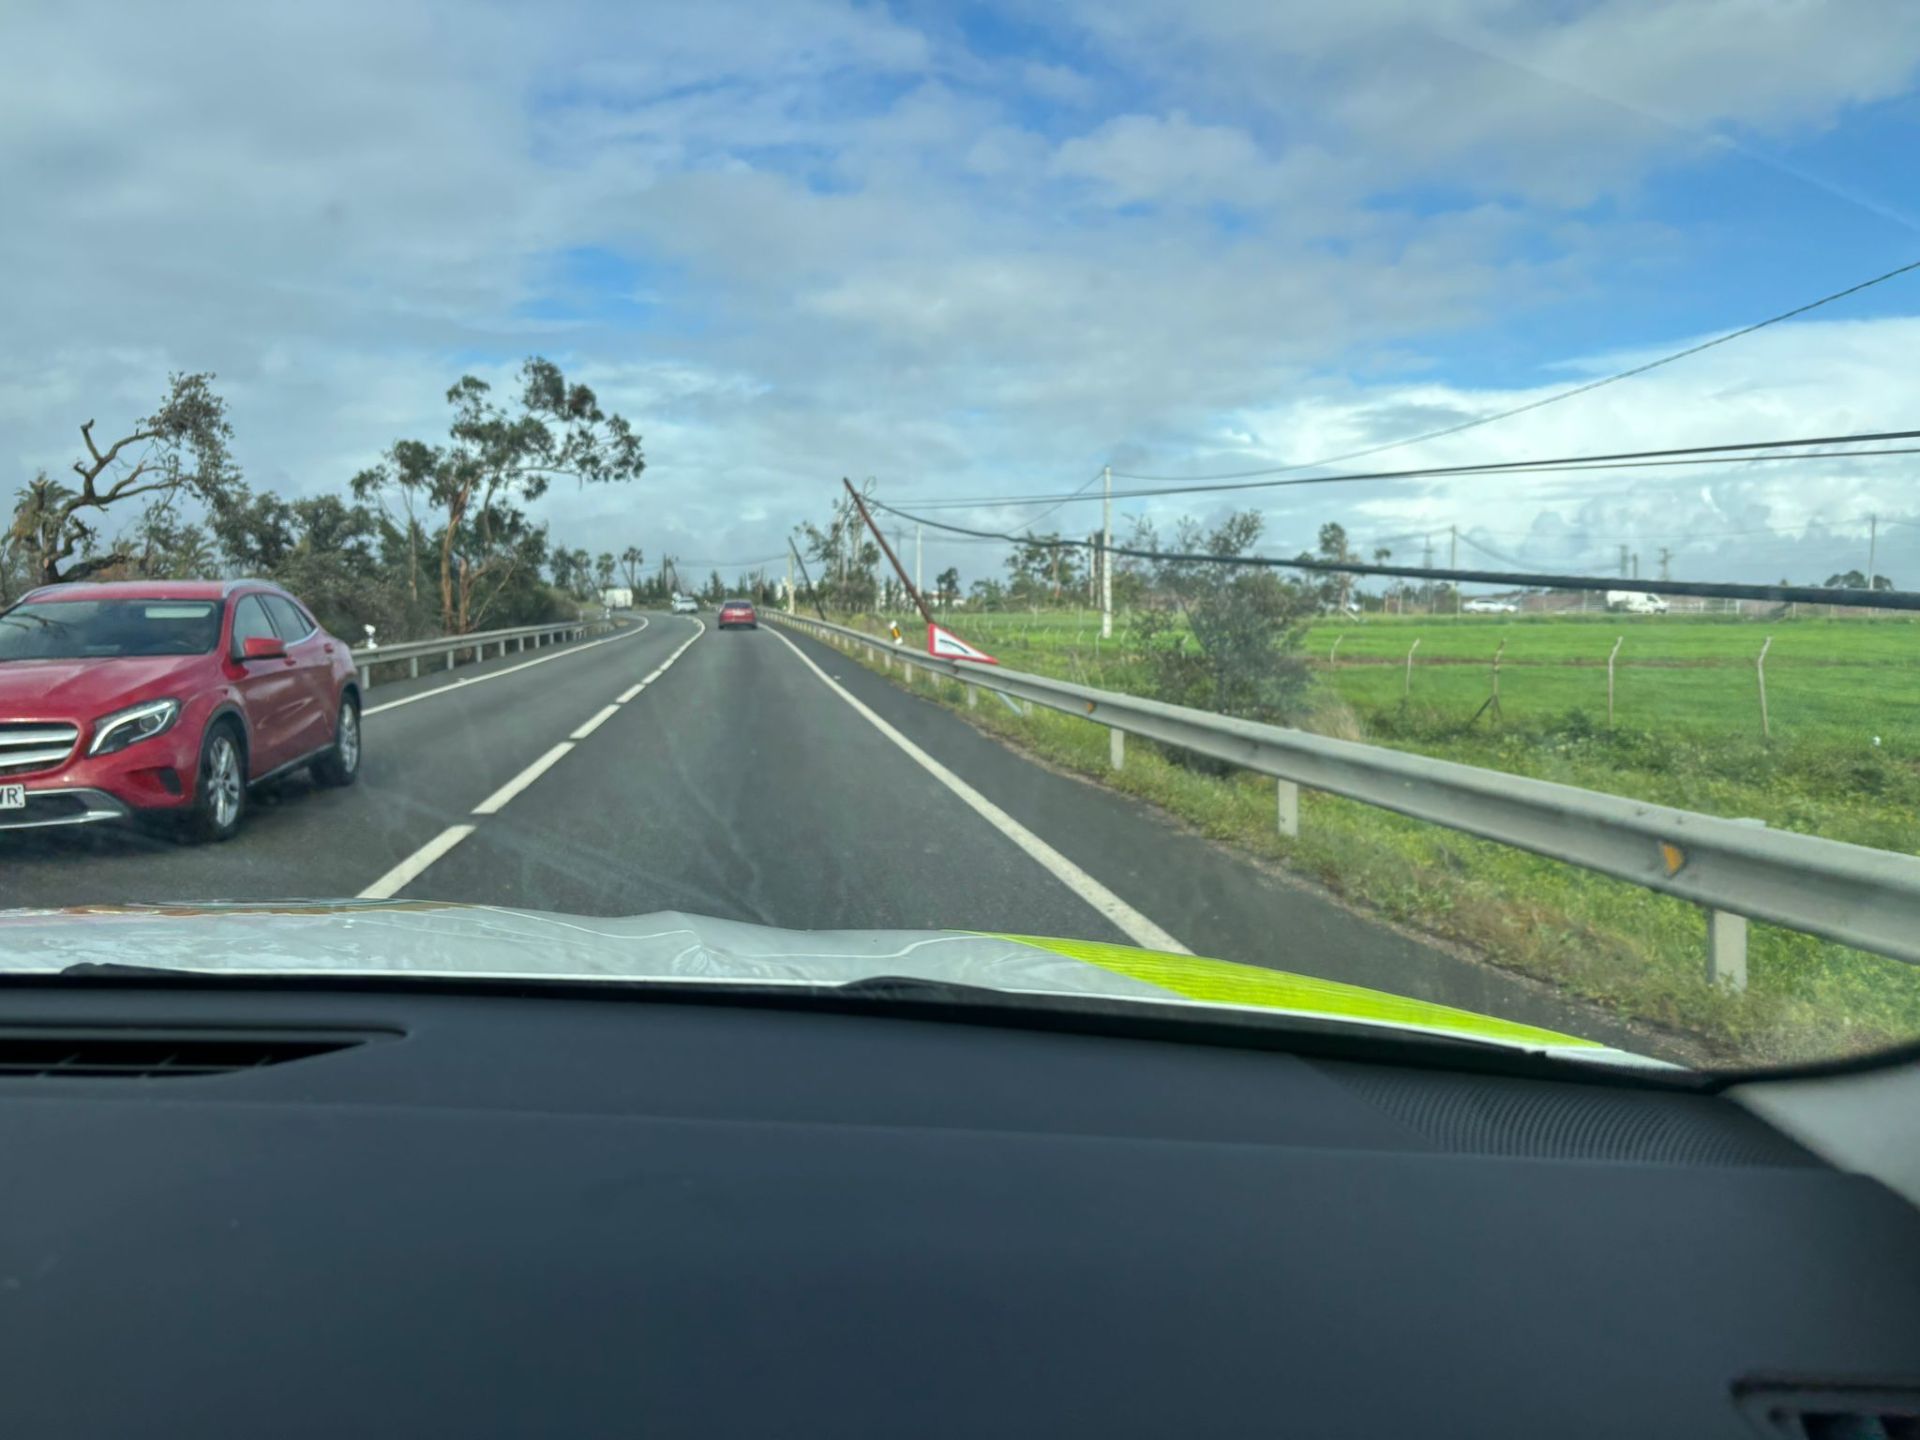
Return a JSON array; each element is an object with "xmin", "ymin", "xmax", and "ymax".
[
  {"xmin": 363, "ymin": 616, "xmax": 654, "ymax": 717},
  {"xmin": 471, "ymin": 742, "xmax": 575, "ymax": 816},
  {"xmin": 617, "ymin": 682, "xmax": 644, "ymax": 703},
  {"xmin": 571, "ymin": 704, "xmax": 620, "ymax": 740},
  {"xmin": 357, "ymin": 824, "xmax": 477, "ymax": 900},
  {"xmin": 766, "ymin": 627, "xmax": 1190, "ymax": 955}
]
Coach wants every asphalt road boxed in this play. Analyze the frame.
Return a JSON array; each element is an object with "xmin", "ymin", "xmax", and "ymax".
[{"xmin": 0, "ymin": 609, "xmax": 1648, "ymax": 1049}]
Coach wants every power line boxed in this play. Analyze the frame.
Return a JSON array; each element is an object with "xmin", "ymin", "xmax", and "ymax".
[
  {"xmin": 902, "ymin": 431, "xmax": 1920, "ymax": 510},
  {"xmin": 1109, "ymin": 256, "xmax": 1920, "ymax": 482},
  {"xmin": 1456, "ymin": 531, "xmax": 1588, "ymax": 576},
  {"xmin": 1006, "ymin": 469, "xmax": 1106, "ymax": 532},
  {"xmin": 868, "ymin": 498, "xmax": 1920, "ymax": 612}
]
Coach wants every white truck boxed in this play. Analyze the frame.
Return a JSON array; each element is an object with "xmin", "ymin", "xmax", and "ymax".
[{"xmin": 1605, "ymin": 590, "xmax": 1669, "ymax": 614}]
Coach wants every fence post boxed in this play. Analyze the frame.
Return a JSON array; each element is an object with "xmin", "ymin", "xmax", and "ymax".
[
  {"xmin": 1756, "ymin": 636, "xmax": 1773, "ymax": 739},
  {"xmin": 1607, "ymin": 636, "xmax": 1622, "ymax": 727},
  {"xmin": 1276, "ymin": 779, "xmax": 1300, "ymax": 838},
  {"xmin": 1403, "ymin": 638, "xmax": 1421, "ymax": 701},
  {"xmin": 1109, "ymin": 727, "xmax": 1125, "ymax": 771}
]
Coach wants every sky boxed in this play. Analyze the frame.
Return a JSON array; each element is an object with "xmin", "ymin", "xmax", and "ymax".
[{"xmin": 4, "ymin": 0, "xmax": 1920, "ymax": 595}]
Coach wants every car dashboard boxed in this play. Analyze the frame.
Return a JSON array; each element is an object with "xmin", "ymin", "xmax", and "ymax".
[{"xmin": 0, "ymin": 978, "xmax": 1915, "ymax": 1438}]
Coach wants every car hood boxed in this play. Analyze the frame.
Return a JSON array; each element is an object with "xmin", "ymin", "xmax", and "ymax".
[
  {"xmin": 0, "ymin": 655, "xmax": 207, "ymax": 713},
  {"xmin": 0, "ymin": 902, "xmax": 1658, "ymax": 1067}
]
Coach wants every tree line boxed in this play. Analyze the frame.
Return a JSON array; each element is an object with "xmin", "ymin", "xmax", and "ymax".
[{"xmin": 3, "ymin": 359, "xmax": 651, "ymax": 643}]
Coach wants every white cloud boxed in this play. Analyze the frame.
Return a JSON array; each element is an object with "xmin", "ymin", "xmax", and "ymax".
[{"xmin": 2, "ymin": 0, "xmax": 1918, "ymax": 601}]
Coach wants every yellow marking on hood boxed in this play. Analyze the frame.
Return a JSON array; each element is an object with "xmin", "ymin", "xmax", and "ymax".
[{"xmin": 989, "ymin": 933, "xmax": 1599, "ymax": 1049}]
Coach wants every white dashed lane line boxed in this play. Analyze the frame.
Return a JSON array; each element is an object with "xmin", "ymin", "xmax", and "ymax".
[{"xmin": 354, "ymin": 619, "xmax": 705, "ymax": 900}]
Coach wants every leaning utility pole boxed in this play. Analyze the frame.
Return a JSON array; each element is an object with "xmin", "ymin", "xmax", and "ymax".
[
  {"xmin": 788, "ymin": 538, "xmax": 828, "ymax": 621},
  {"xmin": 914, "ymin": 522, "xmax": 923, "ymax": 601},
  {"xmin": 1100, "ymin": 464, "xmax": 1113, "ymax": 639},
  {"xmin": 844, "ymin": 478, "xmax": 934, "ymax": 625}
]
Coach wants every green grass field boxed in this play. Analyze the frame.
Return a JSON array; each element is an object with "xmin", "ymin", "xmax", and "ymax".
[
  {"xmin": 946, "ymin": 609, "xmax": 1920, "ymax": 749},
  {"xmin": 839, "ymin": 607, "xmax": 1920, "ymax": 1065}
]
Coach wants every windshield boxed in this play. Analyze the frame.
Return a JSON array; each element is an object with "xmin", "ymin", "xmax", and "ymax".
[
  {"xmin": 0, "ymin": 601, "xmax": 222, "ymax": 660},
  {"xmin": 4, "ymin": 4, "xmax": 1919, "ymax": 1077}
]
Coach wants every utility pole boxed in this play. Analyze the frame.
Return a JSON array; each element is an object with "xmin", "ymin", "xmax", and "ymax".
[
  {"xmin": 1619, "ymin": 545, "xmax": 1629, "ymax": 580},
  {"xmin": 1449, "ymin": 525, "xmax": 1459, "ymax": 615},
  {"xmin": 914, "ymin": 523, "xmax": 923, "ymax": 601},
  {"xmin": 1100, "ymin": 464, "xmax": 1113, "ymax": 640},
  {"xmin": 786, "ymin": 547, "xmax": 794, "ymax": 614},
  {"xmin": 843, "ymin": 479, "xmax": 934, "ymax": 625},
  {"xmin": 1423, "ymin": 533, "xmax": 1435, "ymax": 614},
  {"xmin": 1867, "ymin": 513, "xmax": 1878, "ymax": 592},
  {"xmin": 1658, "ymin": 547, "xmax": 1671, "ymax": 582},
  {"xmin": 788, "ymin": 539, "xmax": 827, "ymax": 621},
  {"xmin": 1631, "ymin": 552, "xmax": 1640, "ymax": 580}
]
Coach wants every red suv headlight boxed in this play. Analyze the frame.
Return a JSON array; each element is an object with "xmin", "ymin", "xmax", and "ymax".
[{"xmin": 89, "ymin": 698, "xmax": 181, "ymax": 757}]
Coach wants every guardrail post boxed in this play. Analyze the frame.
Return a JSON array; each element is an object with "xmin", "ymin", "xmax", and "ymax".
[
  {"xmin": 1708, "ymin": 910, "xmax": 1749, "ymax": 991},
  {"xmin": 410, "ymin": 656, "xmax": 420, "ymax": 679},
  {"xmin": 966, "ymin": 683, "xmax": 978, "ymax": 708},
  {"xmin": 1109, "ymin": 728, "xmax": 1125, "ymax": 770},
  {"xmin": 1276, "ymin": 779, "xmax": 1300, "ymax": 838},
  {"xmin": 1706, "ymin": 817, "xmax": 1764, "ymax": 990},
  {"xmin": 446, "ymin": 647, "xmax": 455, "ymax": 670}
]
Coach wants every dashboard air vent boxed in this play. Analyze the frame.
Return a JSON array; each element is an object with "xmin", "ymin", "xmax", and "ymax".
[
  {"xmin": 1738, "ymin": 1382, "xmax": 1920, "ymax": 1438},
  {"xmin": 0, "ymin": 1027, "xmax": 385, "ymax": 1078}
]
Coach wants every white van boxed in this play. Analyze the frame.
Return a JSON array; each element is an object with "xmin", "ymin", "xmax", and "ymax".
[{"xmin": 1605, "ymin": 590, "xmax": 1669, "ymax": 614}]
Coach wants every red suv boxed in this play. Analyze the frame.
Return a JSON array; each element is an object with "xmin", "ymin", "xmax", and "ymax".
[{"xmin": 0, "ymin": 580, "xmax": 361, "ymax": 842}]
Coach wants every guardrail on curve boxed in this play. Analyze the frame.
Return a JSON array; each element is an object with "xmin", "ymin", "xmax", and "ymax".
[
  {"xmin": 770, "ymin": 609, "xmax": 1920, "ymax": 987},
  {"xmin": 349, "ymin": 616, "xmax": 614, "ymax": 689}
]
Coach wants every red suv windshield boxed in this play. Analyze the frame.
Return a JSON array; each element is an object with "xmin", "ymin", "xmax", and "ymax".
[{"xmin": 0, "ymin": 600, "xmax": 224, "ymax": 661}]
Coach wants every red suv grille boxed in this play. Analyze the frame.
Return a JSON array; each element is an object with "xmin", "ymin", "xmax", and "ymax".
[{"xmin": 0, "ymin": 723, "xmax": 80, "ymax": 777}]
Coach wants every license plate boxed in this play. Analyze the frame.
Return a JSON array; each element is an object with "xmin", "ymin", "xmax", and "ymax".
[{"xmin": 0, "ymin": 785, "xmax": 24, "ymax": 810}]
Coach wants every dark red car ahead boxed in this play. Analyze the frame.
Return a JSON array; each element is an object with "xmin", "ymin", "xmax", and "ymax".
[
  {"xmin": 0, "ymin": 580, "xmax": 361, "ymax": 842},
  {"xmin": 717, "ymin": 599, "xmax": 758, "ymax": 630}
]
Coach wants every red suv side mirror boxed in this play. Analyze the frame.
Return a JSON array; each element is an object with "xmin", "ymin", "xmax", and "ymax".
[{"xmin": 241, "ymin": 635, "xmax": 287, "ymax": 661}]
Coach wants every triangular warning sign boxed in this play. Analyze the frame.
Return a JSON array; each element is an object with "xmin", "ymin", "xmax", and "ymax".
[{"xmin": 928, "ymin": 623, "xmax": 999, "ymax": 664}]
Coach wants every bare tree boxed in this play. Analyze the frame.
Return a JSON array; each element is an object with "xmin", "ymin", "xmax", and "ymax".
[{"xmin": 8, "ymin": 373, "xmax": 240, "ymax": 585}]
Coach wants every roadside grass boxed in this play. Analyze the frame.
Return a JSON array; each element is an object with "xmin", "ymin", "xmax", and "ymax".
[{"xmin": 820, "ymin": 611, "xmax": 1920, "ymax": 1065}]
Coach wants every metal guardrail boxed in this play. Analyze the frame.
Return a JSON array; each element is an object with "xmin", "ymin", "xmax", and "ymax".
[
  {"xmin": 773, "ymin": 610, "xmax": 1920, "ymax": 983},
  {"xmin": 350, "ymin": 617, "xmax": 610, "ymax": 688}
]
